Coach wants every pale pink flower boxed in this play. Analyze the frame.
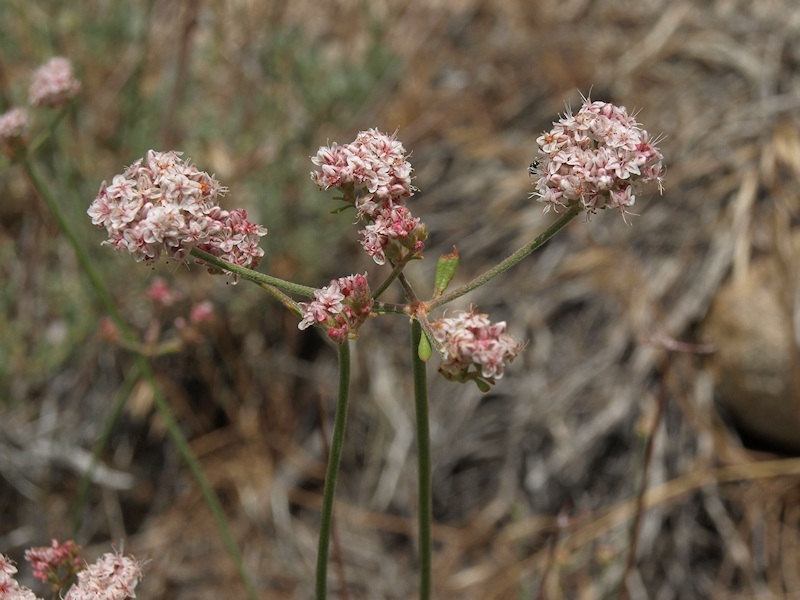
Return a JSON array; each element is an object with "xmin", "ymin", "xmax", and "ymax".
[
  {"xmin": 88, "ymin": 150, "xmax": 267, "ymax": 281},
  {"xmin": 311, "ymin": 128, "xmax": 413, "ymax": 215},
  {"xmin": 429, "ymin": 309, "xmax": 524, "ymax": 386},
  {"xmin": 189, "ymin": 300, "xmax": 215, "ymax": 324},
  {"xmin": 311, "ymin": 129, "xmax": 427, "ymax": 265},
  {"xmin": 63, "ymin": 551, "xmax": 142, "ymax": 600},
  {"xmin": 530, "ymin": 99, "xmax": 664, "ymax": 218},
  {"xmin": 0, "ymin": 555, "xmax": 40, "ymax": 600},
  {"xmin": 145, "ymin": 278, "xmax": 183, "ymax": 307},
  {"xmin": 298, "ymin": 273, "xmax": 373, "ymax": 342},
  {"xmin": 360, "ymin": 204, "xmax": 427, "ymax": 266},
  {"xmin": 0, "ymin": 107, "xmax": 29, "ymax": 144},
  {"xmin": 29, "ymin": 57, "xmax": 81, "ymax": 107},
  {"xmin": 25, "ymin": 539, "xmax": 82, "ymax": 585}
]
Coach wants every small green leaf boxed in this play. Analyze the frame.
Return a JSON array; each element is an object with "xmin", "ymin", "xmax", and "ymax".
[
  {"xmin": 432, "ymin": 246, "xmax": 459, "ymax": 298},
  {"xmin": 474, "ymin": 378, "xmax": 491, "ymax": 393},
  {"xmin": 417, "ymin": 330, "xmax": 433, "ymax": 362}
]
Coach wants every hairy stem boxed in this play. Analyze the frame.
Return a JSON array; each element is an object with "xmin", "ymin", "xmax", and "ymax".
[
  {"xmin": 427, "ymin": 205, "xmax": 582, "ymax": 310},
  {"xmin": 190, "ymin": 247, "xmax": 316, "ymax": 297}
]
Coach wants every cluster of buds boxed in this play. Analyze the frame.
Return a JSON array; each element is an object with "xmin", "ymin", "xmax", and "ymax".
[
  {"xmin": 428, "ymin": 309, "xmax": 524, "ymax": 388},
  {"xmin": 24, "ymin": 540, "xmax": 82, "ymax": 589},
  {"xmin": 298, "ymin": 273, "xmax": 374, "ymax": 343},
  {"xmin": 311, "ymin": 129, "xmax": 427, "ymax": 266},
  {"xmin": 87, "ymin": 150, "xmax": 267, "ymax": 281},
  {"xmin": 1, "ymin": 542, "xmax": 142, "ymax": 600},
  {"xmin": 530, "ymin": 99, "xmax": 664, "ymax": 218}
]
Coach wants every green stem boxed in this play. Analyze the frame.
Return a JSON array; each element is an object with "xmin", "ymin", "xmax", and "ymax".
[
  {"xmin": 427, "ymin": 205, "xmax": 582, "ymax": 310},
  {"xmin": 190, "ymin": 247, "xmax": 316, "ymax": 297},
  {"xmin": 411, "ymin": 320, "xmax": 432, "ymax": 600},
  {"xmin": 258, "ymin": 282, "xmax": 302, "ymax": 317},
  {"xmin": 23, "ymin": 159, "xmax": 259, "ymax": 600},
  {"xmin": 316, "ymin": 341, "xmax": 351, "ymax": 600},
  {"xmin": 371, "ymin": 260, "xmax": 406, "ymax": 300}
]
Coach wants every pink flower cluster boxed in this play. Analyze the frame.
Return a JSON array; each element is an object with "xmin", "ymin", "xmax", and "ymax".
[
  {"xmin": 311, "ymin": 129, "xmax": 427, "ymax": 265},
  {"xmin": 1, "ymin": 555, "xmax": 37, "ymax": 600},
  {"xmin": 0, "ymin": 108, "xmax": 29, "ymax": 145},
  {"xmin": 0, "ymin": 545, "xmax": 142, "ymax": 600},
  {"xmin": 63, "ymin": 551, "xmax": 142, "ymax": 600},
  {"xmin": 88, "ymin": 150, "xmax": 267, "ymax": 280},
  {"xmin": 25, "ymin": 540, "xmax": 82, "ymax": 586},
  {"xmin": 530, "ymin": 99, "xmax": 664, "ymax": 217},
  {"xmin": 429, "ymin": 309, "xmax": 524, "ymax": 386},
  {"xmin": 298, "ymin": 273, "xmax": 374, "ymax": 343},
  {"xmin": 29, "ymin": 57, "xmax": 81, "ymax": 107}
]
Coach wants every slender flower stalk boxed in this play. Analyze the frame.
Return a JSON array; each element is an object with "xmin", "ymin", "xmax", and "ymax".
[
  {"xmin": 371, "ymin": 259, "xmax": 407, "ymax": 300},
  {"xmin": 190, "ymin": 247, "xmax": 315, "ymax": 297},
  {"xmin": 316, "ymin": 342, "xmax": 352, "ymax": 600},
  {"xmin": 427, "ymin": 204, "xmax": 582, "ymax": 310},
  {"xmin": 411, "ymin": 320, "xmax": 432, "ymax": 600}
]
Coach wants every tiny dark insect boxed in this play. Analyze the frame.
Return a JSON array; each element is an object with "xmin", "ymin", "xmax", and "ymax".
[{"xmin": 528, "ymin": 160, "xmax": 540, "ymax": 175}]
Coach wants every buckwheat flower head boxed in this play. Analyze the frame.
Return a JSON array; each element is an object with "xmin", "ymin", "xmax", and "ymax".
[
  {"xmin": 429, "ymin": 309, "xmax": 524, "ymax": 387},
  {"xmin": 360, "ymin": 204, "xmax": 427, "ymax": 266},
  {"xmin": 311, "ymin": 129, "xmax": 427, "ymax": 265},
  {"xmin": 530, "ymin": 99, "xmax": 664, "ymax": 218},
  {"xmin": 0, "ymin": 555, "xmax": 40, "ymax": 600},
  {"xmin": 311, "ymin": 128, "xmax": 413, "ymax": 214},
  {"xmin": 25, "ymin": 539, "xmax": 82, "ymax": 585},
  {"xmin": 0, "ymin": 107, "xmax": 29, "ymax": 143},
  {"xmin": 63, "ymin": 551, "xmax": 143, "ymax": 600},
  {"xmin": 29, "ymin": 57, "xmax": 81, "ymax": 107},
  {"xmin": 298, "ymin": 273, "xmax": 374, "ymax": 343},
  {"xmin": 88, "ymin": 150, "xmax": 267, "ymax": 281}
]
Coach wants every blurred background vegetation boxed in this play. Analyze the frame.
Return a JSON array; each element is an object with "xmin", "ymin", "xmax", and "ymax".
[{"xmin": 4, "ymin": 1, "xmax": 800, "ymax": 598}]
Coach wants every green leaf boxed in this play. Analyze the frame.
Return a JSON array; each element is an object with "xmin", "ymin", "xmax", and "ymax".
[
  {"xmin": 432, "ymin": 246, "xmax": 459, "ymax": 299},
  {"xmin": 474, "ymin": 378, "xmax": 491, "ymax": 393},
  {"xmin": 417, "ymin": 330, "xmax": 432, "ymax": 362}
]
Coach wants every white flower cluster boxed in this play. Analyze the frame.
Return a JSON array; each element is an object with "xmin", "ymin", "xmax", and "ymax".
[
  {"xmin": 88, "ymin": 150, "xmax": 267, "ymax": 277},
  {"xmin": 28, "ymin": 57, "xmax": 81, "ymax": 107},
  {"xmin": 429, "ymin": 310, "xmax": 524, "ymax": 385},
  {"xmin": 311, "ymin": 129, "xmax": 427, "ymax": 265},
  {"xmin": 531, "ymin": 99, "xmax": 664, "ymax": 217}
]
